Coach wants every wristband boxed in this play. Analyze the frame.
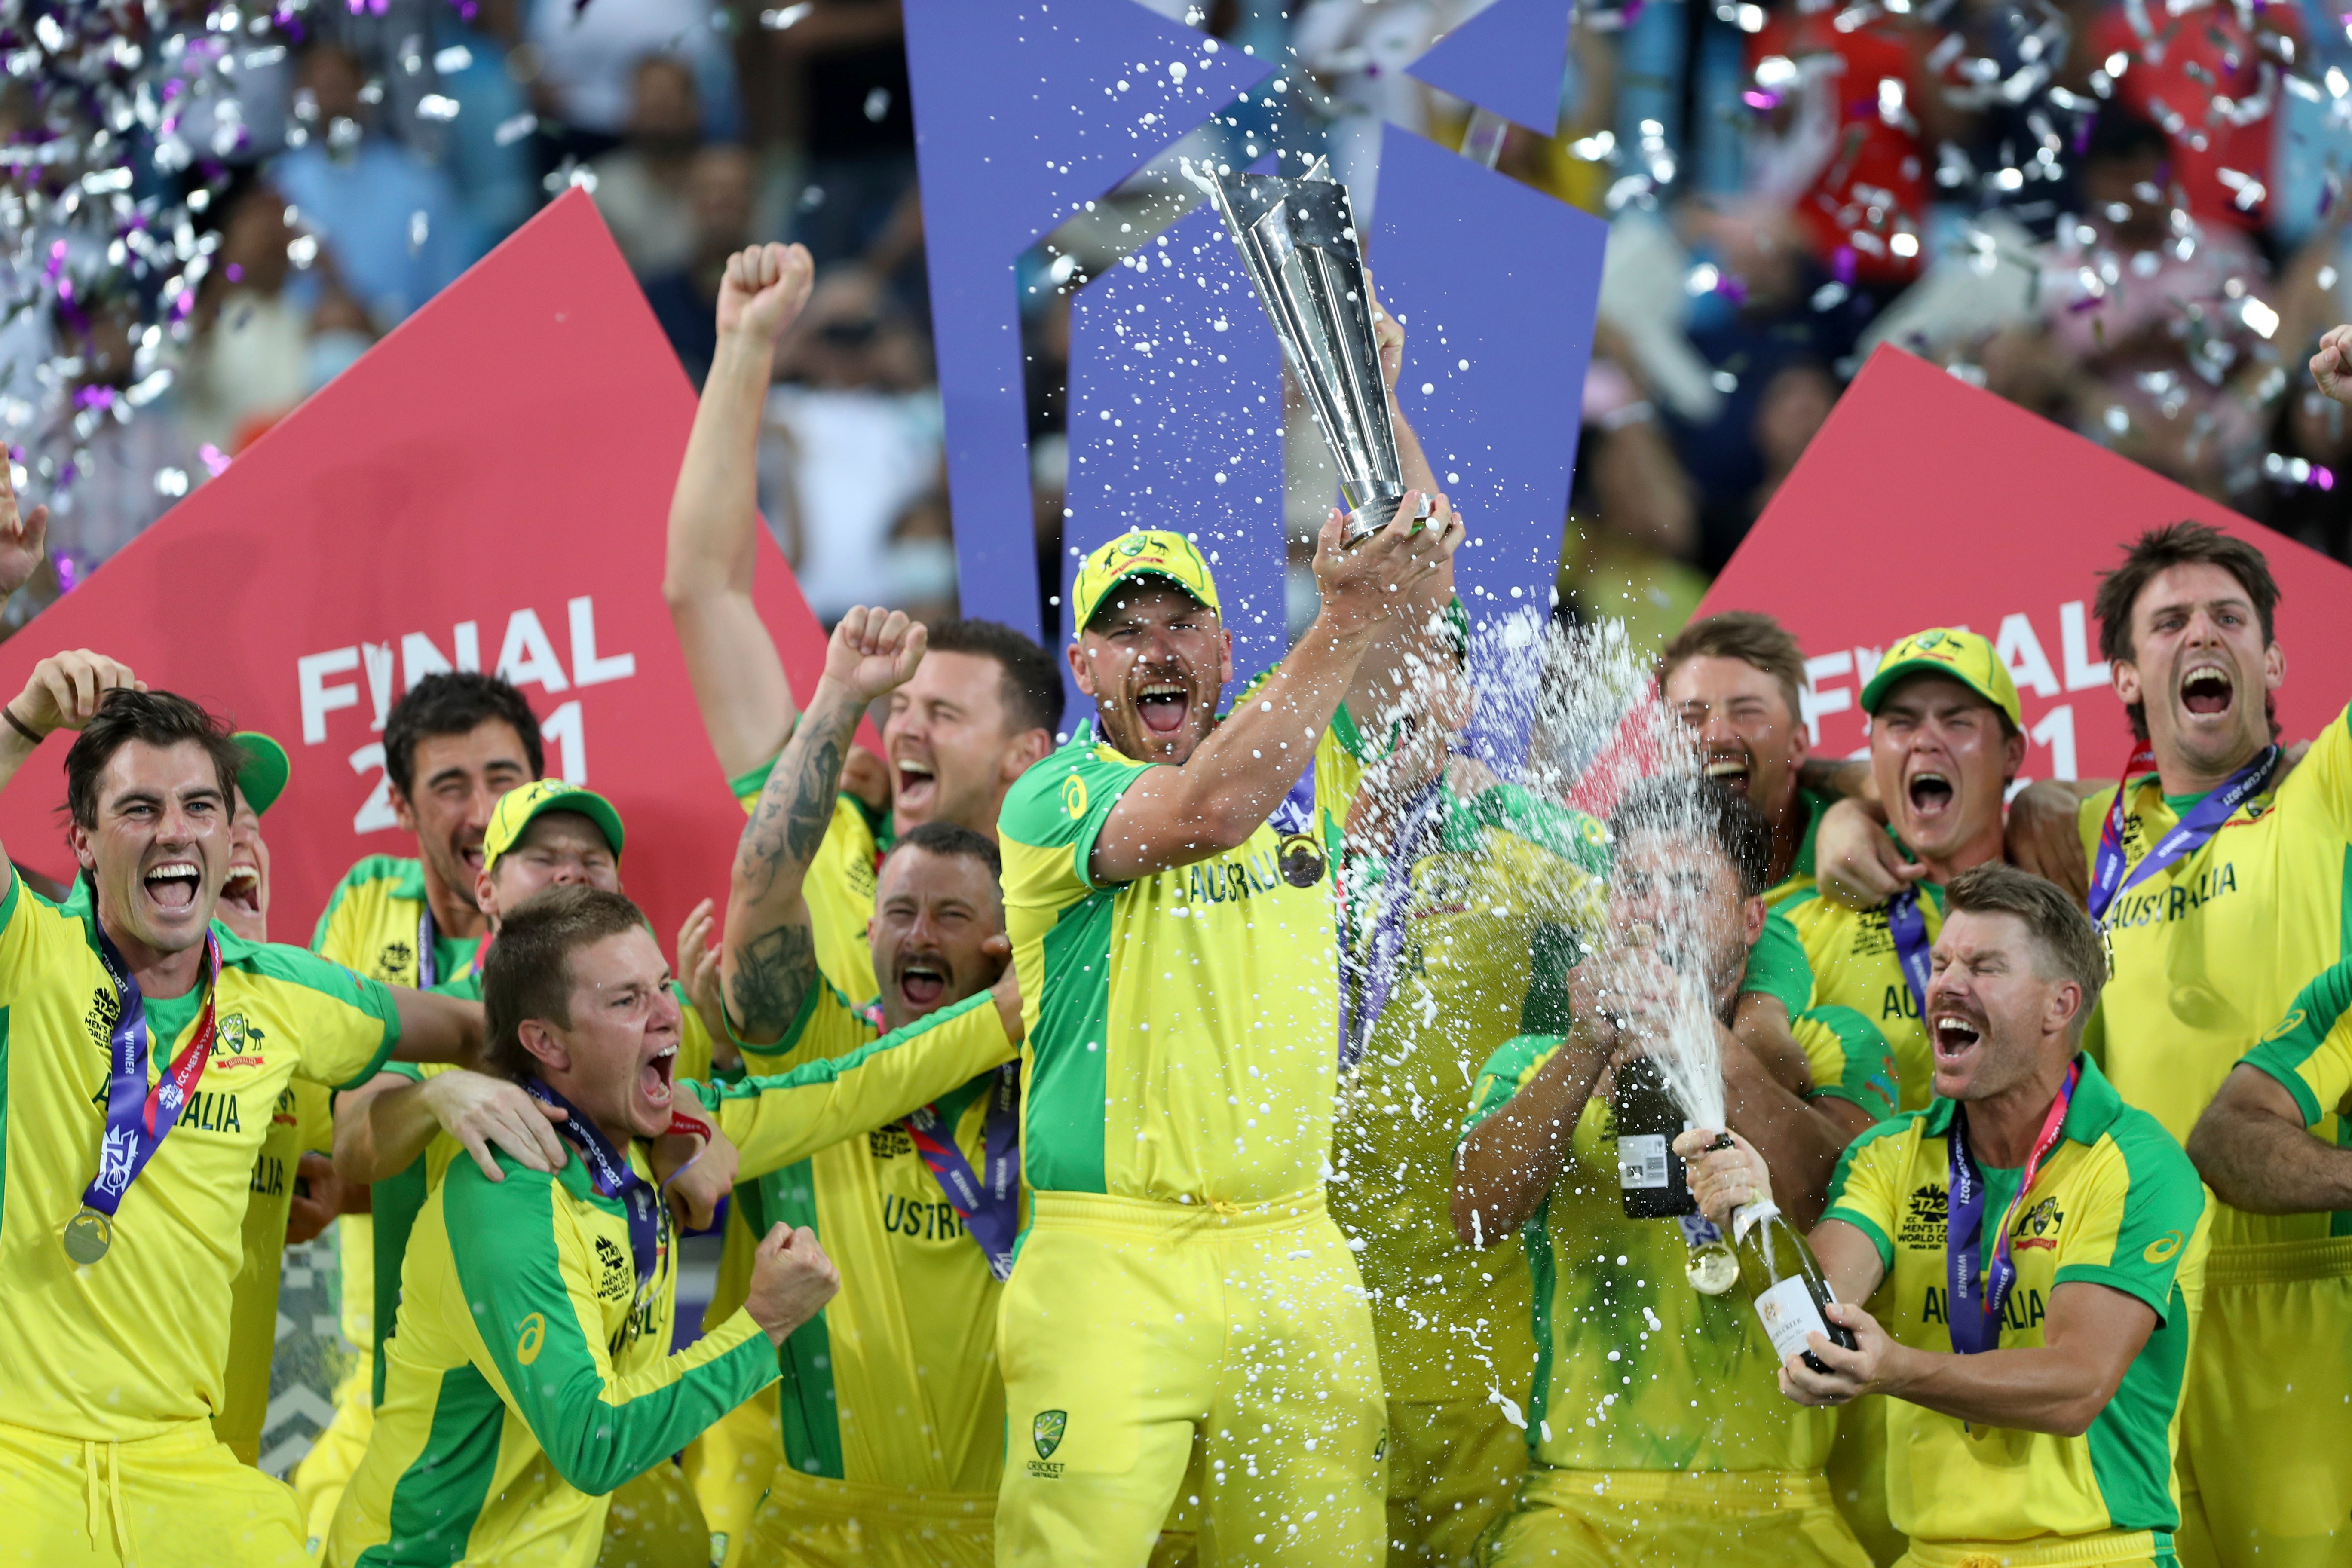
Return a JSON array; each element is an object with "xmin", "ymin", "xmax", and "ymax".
[{"xmin": 2, "ymin": 705, "xmax": 40, "ymax": 746}]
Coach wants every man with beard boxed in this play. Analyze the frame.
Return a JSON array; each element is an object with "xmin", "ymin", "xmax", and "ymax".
[
  {"xmin": 992, "ymin": 472, "xmax": 1459, "ymax": 1563},
  {"xmin": 1692, "ymin": 863, "xmax": 2208, "ymax": 1568},
  {"xmin": 1452, "ymin": 781, "xmax": 1895, "ymax": 1566},
  {"xmin": 707, "ymin": 606, "xmax": 1039, "ymax": 1566},
  {"xmin": 0, "ymin": 660, "xmax": 484, "ymax": 1565},
  {"xmin": 1661, "ymin": 611, "xmax": 1834, "ymax": 905},
  {"xmin": 296, "ymin": 671, "xmax": 544, "ymax": 1540}
]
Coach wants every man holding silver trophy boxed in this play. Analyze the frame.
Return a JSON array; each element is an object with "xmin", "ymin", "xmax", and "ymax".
[{"xmin": 989, "ymin": 164, "xmax": 1464, "ymax": 1566}]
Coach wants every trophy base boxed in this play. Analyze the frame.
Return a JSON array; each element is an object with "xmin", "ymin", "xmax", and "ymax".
[{"xmin": 1341, "ymin": 492, "xmax": 1434, "ymax": 548}]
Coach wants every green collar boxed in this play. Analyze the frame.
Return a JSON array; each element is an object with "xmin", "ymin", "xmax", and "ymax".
[
  {"xmin": 1920, "ymin": 1053, "xmax": 2120, "ymax": 1148},
  {"xmin": 1788, "ymin": 786, "xmax": 1832, "ymax": 879}
]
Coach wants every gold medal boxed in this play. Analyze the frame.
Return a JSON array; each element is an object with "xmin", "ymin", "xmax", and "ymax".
[
  {"xmin": 1277, "ymin": 832, "xmax": 1325, "ymax": 888},
  {"xmin": 62, "ymin": 1207, "xmax": 112, "ymax": 1265}
]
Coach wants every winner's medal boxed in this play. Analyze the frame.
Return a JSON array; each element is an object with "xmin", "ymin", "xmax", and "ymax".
[
  {"xmin": 62, "ymin": 1206, "xmax": 112, "ymax": 1265},
  {"xmin": 1277, "ymin": 832, "xmax": 1326, "ymax": 888}
]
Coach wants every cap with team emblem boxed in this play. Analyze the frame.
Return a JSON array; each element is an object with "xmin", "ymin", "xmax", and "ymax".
[
  {"xmin": 481, "ymin": 780, "xmax": 626, "ymax": 877},
  {"xmin": 230, "ymin": 732, "xmax": 291, "ymax": 815},
  {"xmin": 1860, "ymin": 627, "xmax": 2022, "ymax": 732},
  {"xmin": 1069, "ymin": 529, "xmax": 1222, "ymax": 635}
]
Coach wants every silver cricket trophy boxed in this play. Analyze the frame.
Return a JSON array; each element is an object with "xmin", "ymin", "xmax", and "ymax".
[{"xmin": 1202, "ymin": 161, "xmax": 1433, "ymax": 547}]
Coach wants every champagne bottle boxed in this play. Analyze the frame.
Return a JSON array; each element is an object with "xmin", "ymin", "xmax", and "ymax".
[
  {"xmin": 1614, "ymin": 1055, "xmax": 1696, "ymax": 1219},
  {"xmin": 1734, "ymin": 1199, "xmax": 1859, "ymax": 1375}
]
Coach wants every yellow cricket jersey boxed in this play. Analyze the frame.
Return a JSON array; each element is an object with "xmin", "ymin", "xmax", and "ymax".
[
  {"xmin": 0, "ymin": 874, "xmax": 401, "ymax": 1442},
  {"xmin": 998, "ymin": 708, "xmax": 1363, "ymax": 1205},
  {"xmin": 2077, "ymin": 705, "xmax": 2352, "ymax": 1250},
  {"xmin": 331, "ymin": 1005, "xmax": 1017, "ymax": 1568},
  {"xmin": 326, "ymin": 1144, "xmax": 775, "ymax": 1568},
  {"xmin": 736, "ymin": 982, "xmax": 1019, "ymax": 1495},
  {"xmin": 1329, "ymin": 780, "xmax": 1610, "ymax": 1406},
  {"xmin": 1781, "ymin": 877, "xmax": 1943, "ymax": 1112},
  {"xmin": 1821, "ymin": 1055, "xmax": 2209, "ymax": 1546},
  {"xmin": 2237, "ymin": 956, "xmax": 2352, "ymax": 1181},
  {"xmin": 219, "ymin": 1078, "xmax": 334, "ymax": 1464},
  {"xmin": 1461, "ymin": 1002, "xmax": 1899, "ymax": 1474},
  {"xmin": 313, "ymin": 854, "xmax": 485, "ymax": 1364},
  {"xmin": 730, "ymin": 757, "xmax": 891, "ymax": 1004},
  {"xmin": 1765, "ymin": 786, "xmax": 1834, "ymax": 909}
]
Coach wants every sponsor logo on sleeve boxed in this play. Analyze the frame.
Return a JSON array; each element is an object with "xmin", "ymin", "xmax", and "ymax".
[
  {"xmin": 516, "ymin": 1313, "xmax": 546, "ymax": 1365},
  {"xmin": 2143, "ymin": 1230, "xmax": 2185, "ymax": 1265}
]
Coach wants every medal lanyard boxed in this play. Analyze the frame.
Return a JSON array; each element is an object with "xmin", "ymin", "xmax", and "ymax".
[
  {"xmin": 71, "ymin": 924, "xmax": 224, "ymax": 1258},
  {"xmin": 525, "ymin": 1078, "xmax": 712, "ymax": 1302},
  {"xmin": 903, "ymin": 1061, "xmax": 1023, "ymax": 1280},
  {"xmin": 1339, "ymin": 775, "xmax": 1448, "ymax": 1072},
  {"xmin": 1945, "ymin": 1061, "xmax": 2079, "ymax": 1355},
  {"xmin": 2088, "ymin": 743, "xmax": 2276, "ymax": 924},
  {"xmin": 417, "ymin": 907, "xmax": 438, "ymax": 990},
  {"xmin": 1886, "ymin": 886, "xmax": 1936, "ymax": 1022},
  {"xmin": 855, "ymin": 996, "xmax": 1024, "ymax": 1277}
]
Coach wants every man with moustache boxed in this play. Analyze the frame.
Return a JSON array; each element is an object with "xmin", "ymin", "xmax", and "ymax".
[{"xmin": 1689, "ymin": 863, "xmax": 2208, "ymax": 1568}]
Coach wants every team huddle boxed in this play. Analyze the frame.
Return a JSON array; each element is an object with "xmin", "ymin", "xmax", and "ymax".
[{"xmin": 0, "ymin": 244, "xmax": 2349, "ymax": 1568}]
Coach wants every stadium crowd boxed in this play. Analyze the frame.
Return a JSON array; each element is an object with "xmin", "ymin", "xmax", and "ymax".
[{"xmin": 4, "ymin": 227, "xmax": 2352, "ymax": 1568}]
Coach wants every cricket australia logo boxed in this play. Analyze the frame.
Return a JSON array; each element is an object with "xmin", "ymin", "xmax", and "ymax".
[
  {"xmin": 96, "ymin": 1127, "xmax": 137, "ymax": 1195},
  {"xmin": 213, "ymin": 1013, "xmax": 266, "ymax": 1066},
  {"xmin": 1032, "ymin": 1410, "xmax": 1066, "ymax": 1460}
]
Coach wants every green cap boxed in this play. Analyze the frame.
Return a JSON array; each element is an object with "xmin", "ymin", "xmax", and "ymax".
[
  {"xmin": 231, "ymin": 732, "xmax": 291, "ymax": 816},
  {"xmin": 1860, "ymin": 628, "xmax": 2022, "ymax": 731},
  {"xmin": 481, "ymin": 780, "xmax": 626, "ymax": 878}
]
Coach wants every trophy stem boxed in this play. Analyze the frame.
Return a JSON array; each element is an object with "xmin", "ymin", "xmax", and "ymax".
[{"xmin": 1341, "ymin": 491, "xmax": 1432, "ymax": 548}]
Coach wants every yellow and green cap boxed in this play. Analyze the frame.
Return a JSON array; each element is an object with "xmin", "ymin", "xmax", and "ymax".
[
  {"xmin": 231, "ymin": 732, "xmax": 290, "ymax": 816},
  {"xmin": 1069, "ymin": 528, "xmax": 1222, "ymax": 634},
  {"xmin": 1861, "ymin": 628, "xmax": 2022, "ymax": 731},
  {"xmin": 481, "ymin": 779, "xmax": 626, "ymax": 877}
]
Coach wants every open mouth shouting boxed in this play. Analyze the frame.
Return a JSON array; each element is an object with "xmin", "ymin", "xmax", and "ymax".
[
  {"xmin": 638, "ymin": 1040, "xmax": 677, "ymax": 1112},
  {"xmin": 1932, "ymin": 1009, "xmax": 1984, "ymax": 1072},
  {"xmin": 895, "ymin": 950, "xmax": 951, "ymax": 1014},
  {"xmin": 1136, "ymin": 680, "xmax": 1191, "ymax": 737},
  {"xmin": 895, "ymin": 754, "xmax": 936, "ymax": 812},
  {"xmin": 1905, "ymin": 767, "xmax": 1956, "ymax": 822},
  {"xmin": 220, "ymin": 864, "xmax": 263, "ymax": 924},
  {"xmin": 2177, "ymin": 662, "xmax": 2235, "ymax": 720},
  {"xmin": 1703, "ymin": 748, "xmax": 1754, "ymax": 797},
  {"xmin": 143, "ymin": 858, "xmax": 204, "ymax": 915}
]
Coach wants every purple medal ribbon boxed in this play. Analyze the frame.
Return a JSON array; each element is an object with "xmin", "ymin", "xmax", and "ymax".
[
  {"xmin": 416, "ymin": 908, "xmax": 438, "ymax": 989},
  {"xmin": 1339, "ymin": 776, "xmax": 1448, "ymax": 1072},
  {"xmin": 902, "ymin": 1061, "xmax": 1023, "ymax": 1280},
  {"xmin": 1944, "ymin": 1061, "xmax": 2079, "ymax": 1355},
  {"xmin": 2088, "ymin": 744, "xmax": 2277, "ymax": 924},
  {"xmin": 527, "ymin": 1078, "xmax": 661, "ymax": 1300},
  {"xmin": 79, "ymin": 924, "xmax": 225, "ymax": 1229},
  {"xmin": 1885, "ymin": 886, "xmax": 1936, "ymax": 1021}
]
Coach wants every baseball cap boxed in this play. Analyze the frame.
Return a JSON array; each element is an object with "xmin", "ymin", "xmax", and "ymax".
[
  {"xmin": 1860, "ymin": 628, "xmax": 2022, "ymax": 732},
  {"xmin": 1069, "ymin": 529, "xmax": 1222, "ymax": 635},
  {"xmin": 231, "ymin": 732, "xmax": 291, "ymax": 816},
  {"xmin": 481, "ymin": 780, "xmax": 626, "ymax": 878}
]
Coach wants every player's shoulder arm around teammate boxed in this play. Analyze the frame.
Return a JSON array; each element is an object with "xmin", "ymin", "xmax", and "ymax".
[
  {"xmin": 999, "ymin": 738, "xmax": 1152, "ymax": 897},
  {"xmin": 444, "ymin": 1155, "xmax": 780, "ymax": 1494},
  {"xmin": 687, "ymin": 982, "xmax": 1017, "ymax": 1182},
  {"xmin": 233, "ymin": 938, "xmax": 425, "ymax": 1085}
]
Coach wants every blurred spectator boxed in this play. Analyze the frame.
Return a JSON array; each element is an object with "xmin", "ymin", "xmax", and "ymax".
[
  {"xmin": 2089, "ymin": 0, "xmax": 2296, "ymax": 238},
  {"xmin": 591, "ymin": 56, "xmax": 705, "ymax": 276},
  {"xmin": 1983, "ymin": 106, "xmax": 2272, "ymax": 500},
  {"xmin": 1291, "ymin": 0, "xmax": 1442, "ymax": 219},
  {"xmin": 425, "ymin": 0, "xmax": 539, "ymax": 246},
  {"xmin": 525, "ymin": 0, "xmax": 741, "ymax": 159},
  {"xmin": 772, "ymin": 1, "xmax": 918, "ymax": 268},
  {"xmin": 756, "ymin": 265, "xmax": 941, "ymax": 624},
  {"xmin": 271, "ymin": 42, "xmax": 482, "ymax": 329},
  {"xmin": 643, "ymin": 144, "xmax": 760, "ymax": 387},
  {"xmin": 41, "ymin": 295, "xmax": 192, "ymax": 591},
  {"xmin": 880, "ymin": 482, "xmax": 959, "ymax": 625},
  {"xmin": 1556, "ymin": 358, "xmax": 1708, "ymax": 653}
]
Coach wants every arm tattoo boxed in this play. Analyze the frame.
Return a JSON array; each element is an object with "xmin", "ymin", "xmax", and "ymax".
[
  {"xmin": 736, "ymin": 690, "xmax": 859, "ymax": 905},
  {"xmin": 727, "ymin": 921, "xmax": 818, "ymax": 1044}
]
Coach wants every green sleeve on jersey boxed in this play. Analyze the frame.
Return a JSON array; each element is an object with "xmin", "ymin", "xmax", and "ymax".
[
  {"xmin": 729, "ymin": 753, "xmax": 779, "ymax": 812},
  {"xmin": 1792, "ymin": 1004, "xmax": 1900, "ymax": 1121},
  {"xmin": 443, "ymin": 1158, "xmax": 778, "ymax": 1495},
  {"xmin": 999, "ymin": 742, "xmax": 1151, "ymax": 894},
  {"xmin": 2053, "ymin": 1115, "xmax": 2206, "ymax": 1325},
  {"xmin": 1458, "ymin": 784, "xmax": 1613, "ymax": 878},
  {"xmin": 1821, "ymin": 1117, "xmax": 1914, "ymax": 1272},
  {"xmin": 1741, "ymin": 908, "xmax": 1813, "ymax": 1016},
  {"xmin": 2238, "ymin": 959, "xmax": 2352, "ymax": 1129},
  {"xmin": 243, "ymin": 940, "xmax": 404, "ymax": 1089},
  {"xmin": 1461, "ymin": 1033, "xmax": 1567, "ymax": 1141},
  {"xmin": 683, "ymin": 989, "xmax": 1013, "ymax": 1182},
  {"xmin": 1516, "ymin": 923, "xmax": 1584, "ymax": 1038}
]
